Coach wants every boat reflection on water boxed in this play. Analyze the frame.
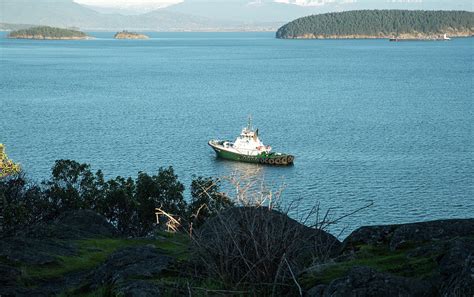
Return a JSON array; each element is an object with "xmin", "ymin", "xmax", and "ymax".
[
  {"xmin": 211, "ymin": 157, "xmax": 294, "ymax": 206},
  {"xmin": 214, "ymin": 157, "xmax": 264, "ymax": 176}
]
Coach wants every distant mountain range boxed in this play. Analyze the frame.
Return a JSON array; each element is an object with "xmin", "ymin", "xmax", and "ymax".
[
  {"xmin": 0, "ymin": 0, "xmax": 234, "ymax": 31},
  {"xmin": 1, "ymin": 0, "xmax": 472, "ymax": 31}
]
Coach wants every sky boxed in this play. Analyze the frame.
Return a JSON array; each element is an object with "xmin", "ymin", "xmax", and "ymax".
[
  {"xmin": 73, "ymin": 0, "xmax": 473, "ymax": 14},
  {"xmin": 74, "ymin": 0, "xmax": 472, "ymax": 8}
]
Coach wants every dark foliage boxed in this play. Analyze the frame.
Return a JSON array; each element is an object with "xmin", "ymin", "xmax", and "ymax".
[
  {"xmin": 135, "ymin": 168, "xmax": 186, "ymax": 235},
  {"xmin": 276, "ymin": 10, "xmax": 474, "ymax": 38},
  {"xmin": 0, "ymin": 160, "xmax": 227, "ymax": 237},
  {"xmin": 188, "ymin": 177, "xmax": 234, "ymax": 228},
  {"xmin": 1, "ymin": 174, "xmax": 50, "ymax": 231}
]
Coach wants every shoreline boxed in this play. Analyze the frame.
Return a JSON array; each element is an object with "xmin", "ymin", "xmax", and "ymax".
[
  {"xmin": 1, "ymin": 208, "xmax": 473, "ymax": 296},
  {"xmin": 278, "ymin": 32, "xmax": 473, "ymax": 40},
  {"xmin": 7, "ymin": 35, "xmax": 93, "ymax": 40}
]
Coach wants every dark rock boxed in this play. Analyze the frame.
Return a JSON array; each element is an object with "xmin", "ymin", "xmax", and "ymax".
[
  {"xmin": 343, "ymin": 219, "xmax": 474, "ymax": 251},
  {"xmin": 199, "ymin": 207, "xmax": 342, "ymax": 260},
  {"xmin": 0, "ymin": 264, "xmax": 21, "ymax": 296},
  {"xmin": 0, "ymin": 211, "xmax": 118, "ymax": 295},
  {"xmin": 195, "ymin": 207, "xmax": 341, "ymax": 288},
  {"xmin": 115, "ymin": 280, "xmax": 162, "ymax": 297},
  {"xmin": 0, "ymin": 237, "xmax": 76, "ymax": 265},
  {"xmin": 56, "ymin": 210, "xmax": 117, "ymax": 237},
  {"xmin": 389, "ymin": 219, "xmax": 474, "ymax": 250},
  {"xmin": 342, "ymin": 225, "xmax": 397, "ymax": 249},
  {"xmin": 83, "ymin": 245, "xmax": 171, "ymax": 293},
  {"xmin": 0, "ymin": 264, "xmax": 20, "ymax": 286},
  {"xmin": 20, "ymin": 210, "xmax": 117, "ymax": 240},
  {"xmin": 19, "ymin": 270, "xmax": 91, "ymax": 297},
  {"xmin": 305, "ymin": 284, "xmax": 327, "ymax": 297},
  {"xmin": 436, "ymin": 238, "xmax": 474, "ymax": 297},
  {"xmin": 307, "ymin": 266, "xmax": 435, "ymax": 297}
]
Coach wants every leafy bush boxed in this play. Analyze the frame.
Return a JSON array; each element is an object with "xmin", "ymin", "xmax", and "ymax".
[
  {"xmin": 135, "ymin": 168, "xmax": 186, "ymax": 236},
  {"xmin": 1, "ymin": 174, "xmax": 50, "ymax": 232},
  {"xmin": 0, "ymin": 160, "xmax": 229, "ymax": 237},
  {"xmin": 188, "ymin": 176, "xmax": 234, "ymax": 228}
]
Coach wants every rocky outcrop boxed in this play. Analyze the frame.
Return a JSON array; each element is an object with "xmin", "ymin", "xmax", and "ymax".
[
  {"xmin": 194, "ymin": 207, "xmax": 342, "ymax": 291},
  {"xmin": 114, "ymin": 31, "xmax": 149, "ymax": 39},
  {"xmin": 0, "ymin": 207, "xmax": 472, "ymax": 297},
  {"xmin": 436, "ymin": 238, "xmax": 474, "ymax": 297},
  {"xmin": 307, "ymin": 266, "xmax": 435, "ymax": 297},
  {"xmin": 342, "ymin": 218, "xmax": 474, "ymax": 251},
  {"xmin": 0, "ymin": 264, "xmax": 21, "ymax": 296},
  {"xmin": 198, "ymin": 207, "xmax": 342, "ymax": 261},
  {"xmin": 0, "ymin": 210, "xmax": 116, "ymax": 266},
  {"xmin": 81, "ymin": 245, "xmax": 172, "ymax": 296},
  {"xmin": 305, "ymin": 219, "xmax": 474, "ymax": 297},
  {"xmin": 0, "ymin": 237, "xmax": 77, "ymax": 265},
  {"xmin": 19, "ymin": 209, "xmax": 118, "ymax": 240},
  {"xmin": 0, "ymin": 210, "xmax": 119, "ymax": 296}
]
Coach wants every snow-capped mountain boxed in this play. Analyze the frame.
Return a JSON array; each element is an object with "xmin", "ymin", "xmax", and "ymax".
[
  {"xmin": 2, "ymin": 0, "xmax": 471, "ymax": 31},
  {"xmin": 274, "ymin": 0, "xmax": 335, "ymax": 7},
  {"xmin": 75, "ymin": 0, "xmax": 183, "ymax": 15}
]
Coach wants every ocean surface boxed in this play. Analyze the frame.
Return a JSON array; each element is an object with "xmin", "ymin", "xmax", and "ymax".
[{"xmin": 1, "ymin": 32, "xmax": 472, "ymax": 236}]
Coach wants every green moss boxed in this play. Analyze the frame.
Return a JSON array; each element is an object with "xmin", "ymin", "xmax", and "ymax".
[
  {"xmin": 301, "ymin": 245, "xmax": 438, "ymax": 288},
  {"xmin": 21, "ymin": 234, "xmax": 189, "ymax": 281},
  {"xmin": 152, "ymin": 232, "xmax": 190, "ymax": 261}
]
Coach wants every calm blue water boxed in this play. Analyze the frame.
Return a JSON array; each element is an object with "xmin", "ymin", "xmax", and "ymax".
[{"xmin": 1, "ymin": 32, "xmax": 472, "ymax": 236}]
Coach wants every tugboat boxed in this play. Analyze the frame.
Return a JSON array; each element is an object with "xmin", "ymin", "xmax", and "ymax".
[{"xmin": 208, "ymin": 119, "xmax": 294, "ymax": 165}]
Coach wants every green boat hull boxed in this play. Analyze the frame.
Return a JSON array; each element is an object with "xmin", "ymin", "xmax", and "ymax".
[{"xmin": 209, "ymin": 141, "xmax": 294, "ymax": 166}]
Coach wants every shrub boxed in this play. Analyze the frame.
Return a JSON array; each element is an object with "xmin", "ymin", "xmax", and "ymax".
[
  {"xmin": 187, "ymin": 177, "xmax": 234, "ymax": 228},
  {"xmin": 1, "ymin": 174, "xmax": 51, "ymax": 234},
  {"xmin": 135, "ymin": 167, "xmax": 186, "ymax": 235}
]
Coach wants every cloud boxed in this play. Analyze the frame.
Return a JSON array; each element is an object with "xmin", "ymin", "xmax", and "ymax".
[
  {"xmin": 74, "ymin": 0, "xmax": 182, "ymax": 11},
  {"xmin": 272, "ymin": 0, "xmax": 356, "ymax": 6},
  {"xmin": 386, "ymin": 0, "xmax": 422, "ymax": 3}
]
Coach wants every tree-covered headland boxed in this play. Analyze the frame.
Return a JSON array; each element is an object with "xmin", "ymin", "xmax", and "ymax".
[
  {"xmin": 276, "ymin": 10, "xmax": 474, "ymax": 39},
  {"xmin": 8, "ymin": 26, "xmax": 89, "ymax": 40}
]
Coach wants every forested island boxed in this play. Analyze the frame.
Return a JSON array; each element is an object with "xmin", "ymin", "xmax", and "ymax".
[
  {"xmin": 276, "ymin": 10, "xmax": 474, "ymax": 39},
  {"xmin": 114, "ymin": 30, "xmax": 149, "ymax": 39},
  {"xmin": 7, "ymin": 26, "xmax": 90, "ymax": 40}
]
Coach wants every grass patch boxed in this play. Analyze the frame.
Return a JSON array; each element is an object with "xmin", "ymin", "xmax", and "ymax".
[
  {"xmin": 21, "ymin": 233, "xmax": 189, "ymax": 281},
  {"xmin": 301, "ymin": 245, "xmax": 438, "ymax": 288}
]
